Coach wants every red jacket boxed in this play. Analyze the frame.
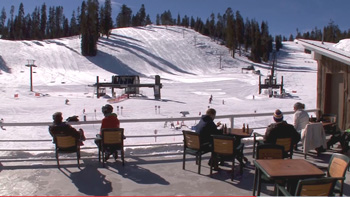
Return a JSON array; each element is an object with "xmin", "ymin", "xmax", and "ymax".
[{"xmin": 100, "ymin": 113, "xmax": 120, "ymax": 134}]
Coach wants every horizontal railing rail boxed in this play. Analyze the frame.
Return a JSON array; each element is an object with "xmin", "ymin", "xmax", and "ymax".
[{"xmin": 0, "ymin": 109, "xmax": 319, "ymax": 152}]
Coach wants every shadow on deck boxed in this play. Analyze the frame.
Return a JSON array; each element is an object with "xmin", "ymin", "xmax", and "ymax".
[{"xmin": 0, "ymin": 142, "xmax": 350, "ymax": 196}]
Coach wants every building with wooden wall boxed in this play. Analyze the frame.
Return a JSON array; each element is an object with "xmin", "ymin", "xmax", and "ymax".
[{"xmin": 298, "ymin": 39, "xmax": 350, "ymax": 130}]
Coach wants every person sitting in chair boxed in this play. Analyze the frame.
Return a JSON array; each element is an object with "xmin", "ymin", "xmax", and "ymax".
[
  {"xmin": 49, "ymin": 112, "xmax": 86, "ymax": 145},
  {"xmin": 95, "ymin": 104, "xmax": 120, "ymax": 161},
  {"xmin": 264, "ymin": 109, "xmax": 300, "ymax": 146},
  {"xmin": 195, "ymin": 108, "xmax": 223, "ymax": 169}
]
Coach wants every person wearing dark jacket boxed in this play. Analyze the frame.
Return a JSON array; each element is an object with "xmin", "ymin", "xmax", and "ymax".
[
  {"xmin": 49, "ymin": 112, "xmax": 86, "ymax": 145},
  {"xmin": 264, "ymin": 109, "xmax": 300, "ymax": 146},
  {"xmin": 195, "ymin": 108, "xmax": 223, "ymax": 144},
  {"xmin": 195, "ymin": 108, "xmax": 223, "ymax": 170}
]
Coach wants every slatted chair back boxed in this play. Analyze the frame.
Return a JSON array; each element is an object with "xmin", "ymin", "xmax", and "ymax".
[
  {"xmin": 183, "ymin": 131, "xmax": 201, "ymax": 150},
  {"xmin": 56, "ymin": 135, "xmax": 76, "ymax": 149},
  {"xmin": 211, "ymin": 135, "xmax": 242, "ymax": 181},
  {"xmin": 256, "ymin": 144, "xmax": 284, "ymax": 159},
  {"xmin": 100, "ymin": 128, "xmax": 125, "ymax": 166},
  {"xmin": 103, "ymin": 130, "xmax": 123, "ymax": 145},
  {"xmin": 276, "ymin": 137, "xmax": 293, "ymax": 158},
  {"xmin": 182, "ymin": 130, "xmax": 210, "ymax": 174},
  {"xmin": 213, "ymin": 136, "xmax": 234, "ymax": 155},
  {"xmin": 327, "ymin": 153, "xmax": 350, "ymax": 196},
  {"xmin": 296, "ymin": 177, "xmax": 337, "ymax": 196},
  {"xmin": 54, "ymin": 134, "xmax": 80, "ymax": 168}
]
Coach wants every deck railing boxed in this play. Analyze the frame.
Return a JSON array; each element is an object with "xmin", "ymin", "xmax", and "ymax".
[{"xmin": 0, "ymin": 109, "xmax": 318, "ymax": 152}]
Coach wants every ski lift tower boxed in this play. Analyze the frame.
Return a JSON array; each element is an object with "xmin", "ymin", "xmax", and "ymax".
[
  {"xmin": 25, "ymin": 59, "xmax": 37, "ymax": 92},
  {"xmin": 258, "ymin": 52, "xmax": 284, "ymax": 97}
]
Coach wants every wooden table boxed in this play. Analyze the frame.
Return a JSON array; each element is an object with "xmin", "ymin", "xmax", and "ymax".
[
  {"xmin": 253, "ymin": 159, "xmax": 325, "ymax": 196},
  {"xmin": 227, "ymin": 128, "xmax": 253, "ymax": 137}
]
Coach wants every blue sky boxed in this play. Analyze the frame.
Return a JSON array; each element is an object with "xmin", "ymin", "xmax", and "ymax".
[{"xmin": 1, "ymin": 0, "xmax": 349, "ymax": 37}]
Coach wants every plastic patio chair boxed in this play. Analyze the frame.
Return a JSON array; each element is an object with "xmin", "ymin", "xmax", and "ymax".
[
  {"xmin": 182, "ymin": 130, "xmax": 211, "ymax": 174},
  {"xmin": 276, "ymin": 177, "xmax": 343, "ymax": 196},
  {"xmin": 54, "ymin": 134, "xmax": 81, "ymax": 169},
  {"xmin": 210, "ymin": 135, "xmax": 244, "ymax": 181},
  {"xmin": 98, "ymin": 128, "xmax": 125, "ymax": 167},
  {"xmin": 253, "ymin": 144, "xmax": 284, "ymax": 196}
]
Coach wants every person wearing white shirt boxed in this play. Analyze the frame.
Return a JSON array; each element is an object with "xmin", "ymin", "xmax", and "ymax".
[{"xmin": 293, "ymin": 102, "xmax": 309, "ymax": 150}]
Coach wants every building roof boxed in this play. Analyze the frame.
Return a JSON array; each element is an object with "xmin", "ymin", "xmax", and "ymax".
[{"xmin": 297, "ymin": 39, "xmax": 350, "ymax": 66}]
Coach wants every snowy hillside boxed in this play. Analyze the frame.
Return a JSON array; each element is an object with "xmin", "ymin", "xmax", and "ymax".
[{"xmin": 0, "ymin": 25, "xmax": 318, "ymax": 150}]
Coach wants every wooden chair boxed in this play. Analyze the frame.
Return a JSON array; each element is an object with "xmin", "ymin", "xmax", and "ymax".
[
  {"xmin": 252, "ymin": 132, "xmax": 264, "ymax": 158},
  {"xmin": 54, "ymin": 134, "xmax": 81, "ymax": 168},
  {"xmin": 182, "ymin": 130, "xmax": 211, "ymax": 174},
  {"xmin": 98, "ymin": 128, "xmax": 125, "ymax": 167},
  {"xmin": 276, "ymin": 177, "xmax": 343, "ymax": 196},
  {"xmin": 253, "ymin": 144, "xmax": 284, "ymax": 196},
  {"xmin": 276, "ymin": 137, "xmax": 293, "ymax": 159},
  {"xmin": 326, "ymin": 153, "xmax": 350, "ymax": 196},
  {"xmin": 321, "ymin": 113, "xmax": 337, "ymax": 135},
  {"xmin": 210, "ymin": 135, "xmax": 244, "ymax": 181}
]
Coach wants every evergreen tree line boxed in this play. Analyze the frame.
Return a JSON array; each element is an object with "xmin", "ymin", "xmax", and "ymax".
[
  {"xmin": 292, "ymin": 20, "xmax": 350, "ymax": 43},
  {"xmin": 1, "ymin": 2, "xmax": 349, "ymax": 58},
  {"xmin": 152, "ymin": 8, "xmax": 273, "ymax": 63}
]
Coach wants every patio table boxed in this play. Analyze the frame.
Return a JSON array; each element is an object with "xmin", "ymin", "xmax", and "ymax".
[{"xmin": 253, "ymin": 159, "xmax": 325, "ymax": 196}]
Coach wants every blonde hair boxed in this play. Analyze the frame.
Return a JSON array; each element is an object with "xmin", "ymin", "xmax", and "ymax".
[{"xmin": 294, "ymin": 102, "xmax": 305, "ymax": 110}]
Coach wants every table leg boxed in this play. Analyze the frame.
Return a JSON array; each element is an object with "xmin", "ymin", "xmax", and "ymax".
[
  {"xmin": 257, "ymin": 168, "xmax": 262, "ymax": 196},
  {"xmin": 253, "ymin": 168, "xmax": 258, "ymax": 196}
]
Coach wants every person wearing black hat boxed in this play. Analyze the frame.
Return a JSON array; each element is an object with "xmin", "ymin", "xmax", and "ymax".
[
  {"xmin": 264, "ymin": 109, "xmax": 300, "ymax": 146},
  {"xmin": 49, "ymin": 112, "xmax": 86, "ymax": 144},
  {"xmin": 95, "ymin": 104, "xmax": 120, "ymax": 161}
]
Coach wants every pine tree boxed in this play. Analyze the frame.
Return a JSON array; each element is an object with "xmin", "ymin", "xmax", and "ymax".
[
  {"xmin": 235, "ymin": 11, "xmax": 244, "ymax": 56},
  {"xmin": 137, "ymin": 4, "xmax": 146, "ymax": 26},
  {"xmin": 81, "ymin": 0, "xmax": 99, "ymax": 56},
  {"xmin": 14, "ymin": 3, "xmax": 25, "ymax": 39},
  {"xmin": 215, "ymin": 13, "xmax": 224, "ymax": 42},
  {"xmin": 0, "ymin": 7, "xmax": 7, "ymax": 38},
  {"xmin": 156, "ymin": 14, "xmax": 160, "ymax": 25},
  {"xmin": 8, "ymin": 5, "xmax": 15, "ymax": 39},
  {"xmin": 190, "ymin": 16, "xmax": 195, "ymax": 29},
  {"xmin": 145, "ymin": 14, "xmax": 152, "ymax": 25},
  {"xmin": 40, "ymin": 3, "xmax": 47, "ymax": 39},
  {"xmin": 31, "ymin": 6, "xmax": 41, "ymax": 39},
  {"xmin": 244, "ymin": 18, "xmax": 252, "ymax": 52},
  {"xmin": 116, "ymin": 4, "xmax": 132, "ymax": 28},
  {"xmin": 225, "ymin": 8, "xmax": 236, "ymax": 58},
  {"xmin": 100, "ymin": 0, "xmax": 113, "ymax": 38},
  {"xmin": 275, "ymin": 35, "xmax": 283, "ymax": 51},
  {"xmin": 288, "ymin": 34, "xmax": 294, "ymax": 41},
  {"xmin": 208, "ymin": 13, "xmax": 215, "ymax": 40},
  {"xmin": 70, "ymin": 11, "xmax": 79, "ymax": 36}
]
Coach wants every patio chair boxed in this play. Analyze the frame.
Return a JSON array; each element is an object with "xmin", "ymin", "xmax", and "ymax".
[
  {"xmin": 254, "ymin": 136, "xmax": 293, "ymax": 159},
  {"xmin": 252, "ymin": 132, "xmax": 264, "ymax": 158},
  {"xmin": 54, "ymin": 134, "xmax": 81, "ymax": 168},
  {"xmin": 182, "ymin": 130, "xmax": 211, "ymax": 174},
  {"xmin": 253, "ymin": 144, "xmax": 284, "ymax": 196},
  {"xmin": 325, "ymin": 153, "xmax": 350, "ymax": 196},
  {"xmin": 98, "ymin": 128, "xmax": 125, "ymax": 167},
  {"xmin": 210, "ymin": 135, "xmax": 244, "ymax": 181},
  {"xmin": 321, "ymin": 113, "xmax": 337, "ymax": 135},
  {"xmin": 276, "ymin": 177, "xmax": 343, "ymax": 196},
  {"xmin": 276, "ymin": 137, "xmax": 293, "ymax": 159}
]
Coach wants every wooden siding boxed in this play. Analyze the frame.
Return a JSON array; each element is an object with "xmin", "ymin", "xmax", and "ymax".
[{"xmin": 317, "ymin": 55, "xmax": 349, "ymax": 129}]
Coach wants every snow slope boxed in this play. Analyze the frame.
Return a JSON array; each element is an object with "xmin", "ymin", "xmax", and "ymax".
[{"xmin": 0, "ymin": 25, "xmax": 318, "ymax": 150}]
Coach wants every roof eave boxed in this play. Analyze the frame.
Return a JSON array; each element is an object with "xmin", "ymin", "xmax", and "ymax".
[{"xmin": 297, "ymin": 39, "xmax": 350, "ymax": 66}]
